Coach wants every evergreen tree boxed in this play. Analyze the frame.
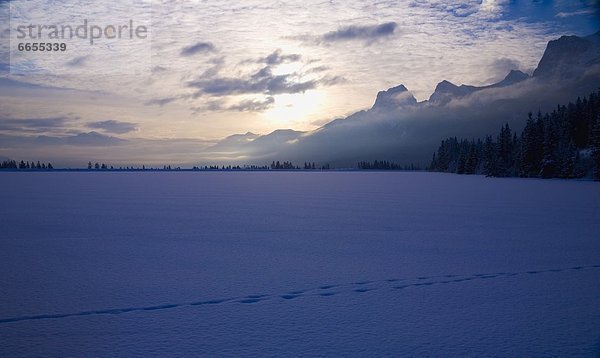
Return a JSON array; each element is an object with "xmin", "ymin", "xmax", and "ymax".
[
  {"xmin": 430, "ymin": 89, "xmax": 600, "ymax": 180},
  {"xmin": 483, "ymin": 135, "xmax": 498, "ymax": 177},
  {"xmin": 465, "ymin": 142, "xmax": 479, "ymax": 174},
  {"xmin": 540, "ymin": 115, "xmax": 559, "ymax": 178},
  {"xmin": 519, "ymin": 113, "xmax": 541, "ymax": 176},
  {"xmin": 497, "ymin": 123, "xmax": 514, "ymax": 176},
  {"xmin": 591, "ymin": 114, "xmax": 600, "ymax": 181}
]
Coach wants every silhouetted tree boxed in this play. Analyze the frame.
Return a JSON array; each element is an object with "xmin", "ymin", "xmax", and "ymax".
[
  {"xmin": 431, "ymin": 89, "xmax": 600, "ymax": 180},
  {"xmin": 591, "ymin": 113, "xmax": 600, "ymax": 180}
]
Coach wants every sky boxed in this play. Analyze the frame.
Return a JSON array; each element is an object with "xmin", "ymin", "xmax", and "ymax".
[{"xmin": 0, "ymin": 0, "xmax": 599, "ymax": 166}]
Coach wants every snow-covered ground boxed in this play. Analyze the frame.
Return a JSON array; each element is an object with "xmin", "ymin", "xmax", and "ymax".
[{"xmin": 0, "ymin": 172, "xmax": 599, "ymax": 357}]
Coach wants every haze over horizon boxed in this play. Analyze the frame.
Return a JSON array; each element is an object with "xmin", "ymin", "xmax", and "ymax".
[{"xmin": 0, "ymin": 0, "xmax": 599, "ymax": 166}]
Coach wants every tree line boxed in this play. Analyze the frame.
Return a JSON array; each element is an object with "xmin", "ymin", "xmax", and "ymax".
[
  {"xmin": 81, "ymin": 161, "xmax": 332, "ymax": 171},
  {"xmin": 358, "ymin": 160, "xmax": 419, "ymax": 170},
  {"xmin": 429, "ymin": 90, "xmax": 600, "ymax": 180},
  {"xmin": 87, "ymin": 162, "xmax": 183, "ymax": 170},
  {"xmin": 271, "ymin": 161, "xmax": 330, "ymax": 170},
  {"xmin": 0, "ymin": 160, "xmax": 54, "ymax": 170}
]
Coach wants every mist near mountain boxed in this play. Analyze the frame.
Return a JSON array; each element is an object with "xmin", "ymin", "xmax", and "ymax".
[{"xmin": 205, "ymin": 32, "xmax": 600, "ymax": 167}]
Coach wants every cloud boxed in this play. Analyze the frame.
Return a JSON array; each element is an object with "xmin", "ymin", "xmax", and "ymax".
[
  {"xmin": 478, "ymin": 0, "xmax": 510, "ymax": 17},
  {"xmin": 237, "ymin": 49, "xmax": 302, "ymax": 65},
  {"xmin": 190, "ymin": 99, "xmax": 227, "ymax": 114},
  {"xmin": 0, "ymin": 133, "xmax": 214, "ymax": 167},
  {"xmin": 262, "ymin": 49, "xmax": 301, "ymax": 65},
  {"xmin": 305, "ymin": 65, "xmax": 330, "ymax": 74},
  {"xmin": 193, "ymin": 96, "xmax": 275, "ymax": 112},
  {"xmin": 39, "ymin": 132, "xmax": 128, "ymax": 146},
  {"xmin": 0, "ymin": 117, "xmax": 70, "ymax": 134},
  {"xmin": 555, "ymin": 9, "xmax": 595, "ymax": 18},
  {"xmin": 0, "ymin": 131, "xmax": 127, "ymax": 147},
  {"xmin": 201, "ymin": 56, "xmax": 226, "ymax": 78},
  {"xmin": 185, "ymin": 50, "xmax": 343, "ymax": 115},
  {"xmin": 151, "ymin": 65, "xmax": 168, "ymax": 73},
  {"xmin": 485, "ymin": 57, "xmax": 522, "ymax": 83},
  {"xmin": 86, "ymin": 120, "xmax": 137, "ymax": 134},
  {"xmin": 145, "ymin": 97, "xmax": 178, "ymax": 107},
  {"xmin": 320, "ymin": 22, "xmax": 398, "ymax": 43},
  {"xmin": 189, "ymin": 74, "xmax": 315, "ymax": 96},
  {"xmin": 188, "ymin": 55, "xmax": 342, "ymax": 97},
  {"xmin": 181, "ymin": 42, "xmax": 216, "ymax": 56},
  {"xmin": 66, "ymin": 56, "xmax": 90, "ymax": 67},
  {"xmin": 318, "ymin": 75, "xmax": 346, "ymax": 86},
  {"xmin": 227, "ymin": 96, "xmax": 275, "ymax": 112}
]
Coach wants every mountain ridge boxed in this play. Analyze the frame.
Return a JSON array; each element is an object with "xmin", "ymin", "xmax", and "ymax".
[{"xmin": 206, "ymin": 31, "xmax": 600, "ymax": 166}]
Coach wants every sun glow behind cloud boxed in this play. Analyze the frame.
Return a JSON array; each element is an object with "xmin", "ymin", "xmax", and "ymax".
[{"xmin": 262, "ymin": 90, "xmax": 326, "ymax": 125}]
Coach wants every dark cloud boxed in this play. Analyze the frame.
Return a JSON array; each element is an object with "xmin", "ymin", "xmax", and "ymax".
[
  {"xmin": 0, "ymin": 77, "xmax": 71, "ymax": 91},
  {"xmin": 181, "ymin": 42, "xmax": 216, "ymax": 56},
  {"xmin": 36, "ymin": 131, "xmax": 127, "ymax": 146},
  {"xmin": 200, "ymin": 56, "xmax": 226, "ymax": 78},
  {"xmin": 145, "ymin": 97, "xmax": 178, "ymax": 106},
  {"xmin": 318, "ymin": 75, "xmax": 346, "ymax": 86},
  {"xmin": 263, "ymin": 49, "xmax": 301, "ymax": 65},
  {"xmin": 87, "ymin": 120, "xmax": 137, "ymax": 134},
  {"xmin": 190, "ymin": 100, "xmax": 226, "ymax": 114},
  {"xmin": 0, "ymin": 131, "xmax": 127, "ymax": 148},
  {"xmin": 188, "ymin": 50, "xmax": 344, "ymax": 97},
  {"xmin": 151, "ymin": 65, "xmax": 168, "ymax": 73},
  {"xmin": 186, "ymin": 50, "xmax": 343, "ymax": 114},
  {"xmin": 227, "ymin": 96, "xmax": 275, "ymax": 112},
  {"xmin": 306, "ymin": 65, "xmax": 330, "ymax": 74},
  {"xmin": 189, "ymin": 66, "xmax": 318, "ymax": 96},
  {"xmin": 66, "ymin": 55, "xmax": 89, "ymax": 67},
  {"xmin": 0, "ymin": 117, "xmax": 69, "ymax": 133},
  {"xmin": 238, "ymin": 49, "xmax": 301, "ymax": 66},
  {"xmin": 321, "ymin": 22, "xmax": 398, "ymax": 43},
  {"xmin": 197, "ymin": 96, "xmax": 275, "ymax": 113}
]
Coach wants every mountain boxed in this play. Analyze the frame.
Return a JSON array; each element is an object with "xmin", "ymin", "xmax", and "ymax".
[
  {"xmin": 428, "ymin": 81, "xmax": 479, "ymax": 105},
  {"xmin": 428, "ymin": 70, "xmax": 530, "ymax": 105},
  {"xmin": 208, "ymin": 132, "xmax": 260, "ymax": 153},
  {"xmin": 249, "ymin": 129, "xmax": 304, "ymax": 146},
  {"xmin": 533, "ymin": 31, "xmax": 600, "ymax": 78},
  {"xmin": 207, "ymin": 32, "xmax": 600, "ymax": 167},
  {"xmin": 372, "ymin": 84, "xmax": 417, "ymax": 110},
  {"xmin": 205, "ymin": 129, "xmax": 304, "ymax": 160},
  {"xmin": 493, "ymin": 69, "xmax": 529, "ymax": 87}
]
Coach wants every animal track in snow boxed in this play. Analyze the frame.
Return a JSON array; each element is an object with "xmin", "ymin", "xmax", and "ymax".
[{"xmin": 1, "ymin": 264, "xmax": 598, "ymax": 324}]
